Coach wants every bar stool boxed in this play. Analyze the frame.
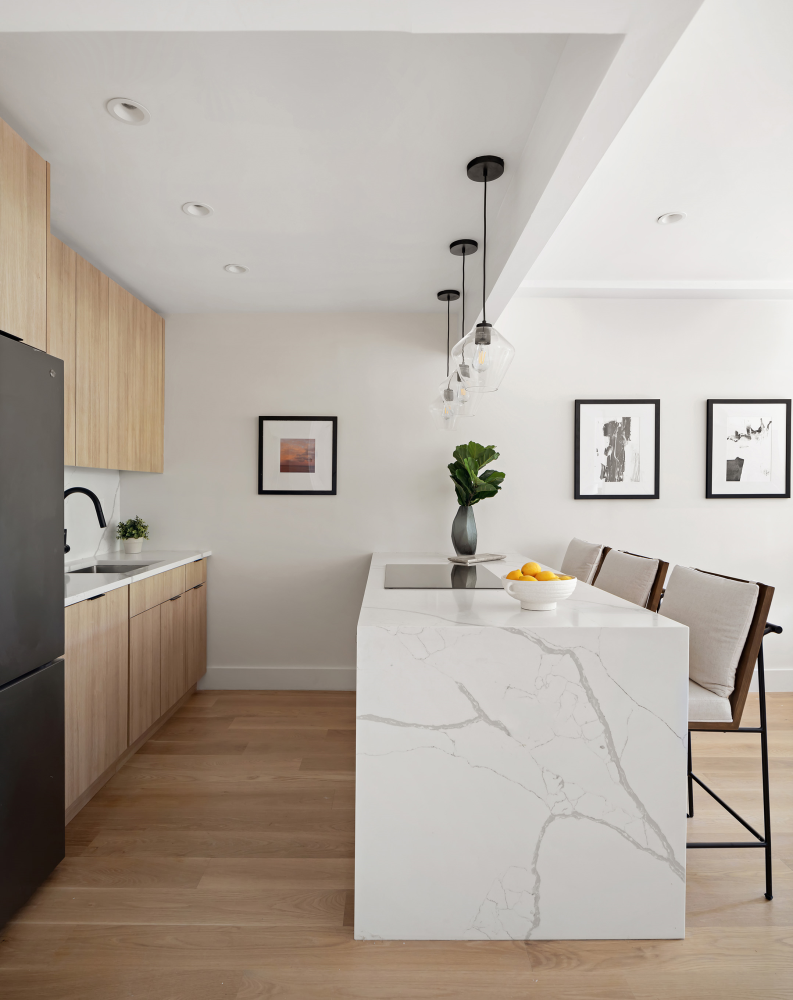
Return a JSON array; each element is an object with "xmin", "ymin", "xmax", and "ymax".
[
  {"xmin": 659, "ymin": 565, "xmax": 779, "ymax": 900},
  {"xmin": 591, "ymin": 548, "xmax": 668, "ymax": 611},
  {"xmin": 559, "ymin": 538, "xmax": 608, "ymax": 584}
]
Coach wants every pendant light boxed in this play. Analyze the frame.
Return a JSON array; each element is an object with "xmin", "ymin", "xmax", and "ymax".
[
  {"xmin": 429, "ymin": 289, "xmax": 461, "ymax": 430},
  {"xmin": 448, "ymin": 239, "xmax": 482, "ymax": 417},
  {"xmin": 450, "ymin": 155, "xmax": 515, "ymax": 392}
]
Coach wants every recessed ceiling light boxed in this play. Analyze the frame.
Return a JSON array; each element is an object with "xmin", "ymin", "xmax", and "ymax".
[
  {"xmin": 182, "ymin": 203, "xmax": 213, "ymax": 217},
  {"xmin": 656, "ymin": 212, "xmax": 686, "ymax": 225},
  {"xmin": 106, "ymin": 97, "xmax": 150, "ymax": 126},
  {"xmin": 224, "ymin": 264, "xmax": 248, "ymax": 274}
]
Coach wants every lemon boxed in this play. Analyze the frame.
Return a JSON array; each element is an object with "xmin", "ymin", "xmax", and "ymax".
[
  {"xmin": 506, "ymin": 570, "xmax": 523, "ymax": 581},
  {"xmin": 521, "ymin": 561, "xmax": 542, "ymax": 577},
  {"xmin": 536, "ymin": 571, "xmax": 558, "ymax": 581},
  {"xmin": 521, "ymin": 575, "xmax": 537, "ymax": 581}
]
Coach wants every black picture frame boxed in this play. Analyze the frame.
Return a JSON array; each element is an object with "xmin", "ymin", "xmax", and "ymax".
[
  {"xmin": 258, "ymin": 416, "xmax": 337, "ymax": 495},
  {"xmin": 706, "ymin": 399, "xmax": 790, "ymax": 499},
  {"xmin": 574, "ymin": 399, "xmax": 660, "ymax": 500}
]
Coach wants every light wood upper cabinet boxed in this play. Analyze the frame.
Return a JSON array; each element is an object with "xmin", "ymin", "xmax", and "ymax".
[
  {"xmin": 46, "ymin": 234, "xmax": 77, "ymax": 464},
  {"xmin": 129, "ymin": 604, "xmax": 161, "ymax": 744},
  {"xmin": 75, "ymin": 256, "xmax": 109, "ymax": 469},
  {"xmin": 108, "ymin": 279, "xmax": 164, "ymax": 472},
  {"xmin": 64, "ymin": 588, "xmax": 129, "ymax": 808},
  {"xmin": 0, "ymin": 117, "xmax": 47, "ymax": 348}
]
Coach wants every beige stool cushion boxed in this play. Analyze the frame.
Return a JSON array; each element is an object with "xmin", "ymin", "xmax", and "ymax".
[
  {"xmin": 593, "ymin": 550, "xmax": 659, "ymax": 608},
  {"xmin": 689, "ymin": 679, "xmax": 732, "ymax": 723},
  {"xmin": 560, "ymin": 538, "xmax": 603, "ymax": 584},
  {"xmin": 660, "ymin": 566, "xmax": 758, "ymax": 699}
]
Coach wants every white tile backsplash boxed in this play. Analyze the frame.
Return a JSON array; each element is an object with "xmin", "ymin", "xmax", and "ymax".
[{"xmin": 63, "ymin": 467, "xmax": 121, "ymax": 563}]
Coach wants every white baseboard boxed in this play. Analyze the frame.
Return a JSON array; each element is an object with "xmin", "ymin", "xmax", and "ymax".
[
  {"xmin": 198, "ymin": 665, "xmax": 356, "ymax": 691},
  {"xmin": 750, "ymin": 667, "xmax": 793, "ymax": 693}
]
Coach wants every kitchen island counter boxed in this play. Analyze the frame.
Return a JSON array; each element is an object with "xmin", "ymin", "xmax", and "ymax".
[{"xmin": 355, "ymin": 552, "xmax": 689, "ymax": 941}]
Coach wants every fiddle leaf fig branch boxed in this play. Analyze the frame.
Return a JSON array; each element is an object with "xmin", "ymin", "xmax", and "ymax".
[{"xmin": 448, "ymin": 441, "xmax": 505, "ymax": 507}]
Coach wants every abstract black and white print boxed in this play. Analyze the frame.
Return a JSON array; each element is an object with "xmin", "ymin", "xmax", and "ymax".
[
  {"xmin": 575, "ymin": 400, "xmax": 659, "ymax": 500},
  {"xmin": 599, "ymin": 416, "xmax": 640, "ymax": 484},
  {"xmin": 724, "ymin": 418, "xmax": 771, "ymax": 483},
  {"xmin": 707, "ymin": 401, "xmax": 790, "ymax": 498}
]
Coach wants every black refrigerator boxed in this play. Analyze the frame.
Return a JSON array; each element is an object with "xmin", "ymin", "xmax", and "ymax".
[{"xmin": 0, "ymin": 333, "xmax": 65, "ymax": 927}]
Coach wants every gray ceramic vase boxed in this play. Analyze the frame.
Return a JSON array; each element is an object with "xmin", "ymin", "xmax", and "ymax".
[{"xmin": 451, "ymin": 505, "xmax": 477, "ymax": 556}]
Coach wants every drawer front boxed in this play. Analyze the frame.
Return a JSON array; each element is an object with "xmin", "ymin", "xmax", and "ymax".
[
  {"xmin": 184, "ymin": 558, "xmax": 207, "ymax": 590},
  {"xmin": 129, "ymin": 565, "xmax": 185, "ymax": 617}
]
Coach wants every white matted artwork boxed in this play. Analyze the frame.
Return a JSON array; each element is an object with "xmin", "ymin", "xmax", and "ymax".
[
  {"xmin": 575, "ymin": 400, "xmax": 660, "ymax": 500},
  {"xmin": 706, "ymin": 400, "xmax": 790, "ymax": 498},
  {"xmin": 258, "ymin": 416, "xmax": 337, "ymax": 495}
]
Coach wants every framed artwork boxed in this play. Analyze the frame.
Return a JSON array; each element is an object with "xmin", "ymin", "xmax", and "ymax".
[
  {"xmin": 706, "ymin": 399, "xmax": 790, "ymax": 498},
  {"xmin": 575, "ymin": 399, "xmax": 660, "ymax": 500},
  {"xmin": 258, "ymin": 416, "xmax": 337, "ymax": 495}
]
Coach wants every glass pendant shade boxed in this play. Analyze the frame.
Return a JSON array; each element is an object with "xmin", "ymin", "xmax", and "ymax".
[
  {"xmin": 442, "ymin": 367, "xmax": 483, "ymax": 417},
  {"xmin": 429, "ymin": 387, "xmax": 459, "ymax": 430},
  {"xmin": 450, "ymin": 322, "xmax": 514, "ymax": 393}
]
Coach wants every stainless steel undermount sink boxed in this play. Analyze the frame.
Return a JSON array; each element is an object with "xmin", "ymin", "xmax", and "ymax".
[{"xmin": 69, "ymin": 563, "xmax": 152, "ymax": 574}]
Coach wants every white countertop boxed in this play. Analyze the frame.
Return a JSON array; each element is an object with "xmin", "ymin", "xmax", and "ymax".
[
  {"xmin": 359, "ymin": 551, "xmax": 684, "ymax": 630},
  {"xmin": 64, "ymin": 550, "xmax": 212, "ymax": 607}
]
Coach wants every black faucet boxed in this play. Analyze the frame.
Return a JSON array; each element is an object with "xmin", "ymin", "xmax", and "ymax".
[{"xmin": 64, "ymin": 487, "xmax": 107, "ymax": 553}]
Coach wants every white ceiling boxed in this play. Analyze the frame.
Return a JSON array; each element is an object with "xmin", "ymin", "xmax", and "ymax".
[
  {"xmin": 0, "ymin": 2, "xmax": 703, "ymax": 314},
  {"xmin": 524, "ymin": 0, "xmax": 793, "ymax": 296}
]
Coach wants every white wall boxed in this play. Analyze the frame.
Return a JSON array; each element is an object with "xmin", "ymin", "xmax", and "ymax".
[
  {"xmin": 64, "ymin": 466, "xmax": 121, "ymax": 563},
  {"xmin": 121, "ymin": 300, "xmax": 793, "ymax": 690}
]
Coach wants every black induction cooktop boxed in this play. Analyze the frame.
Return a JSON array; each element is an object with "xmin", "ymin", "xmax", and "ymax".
[{"xmin": 384, "ymin": 563, "xmax": 503, "ymax": 589}]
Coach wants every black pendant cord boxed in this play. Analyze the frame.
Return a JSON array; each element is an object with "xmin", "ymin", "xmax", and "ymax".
[
  {"xmin": 482, "ymin": 175, "xmax": 487, "ymax": 324},
  {"xmin": 461, "ymin": 250, "xmax": 467, "ymax": 363},
  {"xmin": 446, "ymin": 297, "xmax": 450, "ymax": 378}
]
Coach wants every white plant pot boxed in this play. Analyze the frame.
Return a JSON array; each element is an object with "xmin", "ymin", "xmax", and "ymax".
[{"xmin": 123, "ymin": 538, "xmax": 144, "ymax": 554}]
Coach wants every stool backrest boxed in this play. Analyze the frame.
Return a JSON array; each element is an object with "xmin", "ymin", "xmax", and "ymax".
[
  {"xmin": 591, "ymin": 549, "xmax": 668, "ymax": 611},
  {"xmin": 560, "ymin": 538, "xmax": 608, "ymax": 584},
  {"xmin": 660, "ymin": 566, "xmax": 774, "ymax": 729}
]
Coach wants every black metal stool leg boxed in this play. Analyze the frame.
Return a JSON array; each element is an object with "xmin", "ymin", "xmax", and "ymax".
[
  {"xmin": 687, "ymin": 730, "xmax": 694, "ymax": 818},
  {"xmin": 757, "ymin": 644, "xmax": 773, "ymax": 900}
]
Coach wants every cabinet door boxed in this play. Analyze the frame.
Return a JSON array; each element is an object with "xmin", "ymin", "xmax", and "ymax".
[
  {"xmin": 75, "ymin": 255, "xmax": 109, "ymax": 469},
  {"xmin": 129, "ymin": 565, "xmax": 185, "ymax": 617},
  {"xmin": 64, "ymin": 588, "xmax": 129, "ymax": 808},
  {"xmin": 184, "ymin": 558, "xmax": 207, "ymax": 590},
  {"xmin": 184, "ymin": 583, "xmax": 207, "ymax": 688},
  {"xmin": 108, "ymin": 282, "xmax": 164, "ymax": 473},
  {"xmin": 46, "ymin": 234, "xmax": 77, "ymax": 464},
  {"xmin": 160, "ymin": 594, "xmax": 186, "ymax": 713},
  {"xmin": 0, "ymin": 116, "xmax": 47, "ymax": 348},
  {"xmin": 129, "ymin": 604, "xmax": 161, "ymax": 744}
]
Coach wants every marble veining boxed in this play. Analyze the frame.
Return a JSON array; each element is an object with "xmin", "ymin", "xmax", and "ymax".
[{"xmin": 355, "ymin": 554, "xmax": 689, "ymax": 941}]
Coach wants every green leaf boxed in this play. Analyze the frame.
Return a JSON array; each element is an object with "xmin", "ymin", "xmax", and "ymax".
[{"xmin": 449, "ymin": 442, "xmax": 505, "ymax": 505}]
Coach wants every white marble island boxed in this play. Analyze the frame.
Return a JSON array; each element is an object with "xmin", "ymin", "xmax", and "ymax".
[{"xmin": 355, "ymin": 553, "xmax": 689, "ymax": 941}]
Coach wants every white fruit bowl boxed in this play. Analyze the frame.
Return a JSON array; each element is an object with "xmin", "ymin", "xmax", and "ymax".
[{"xmin": 501, "ymin": 573, "xmax": 577, "ymax": 611}]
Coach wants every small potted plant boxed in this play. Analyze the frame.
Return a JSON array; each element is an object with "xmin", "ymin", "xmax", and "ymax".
[
  {"xmin": 117, "ymin": 515, "xmax": 150, "ymax": 554},
  {"xmin": 448, "ymin": 442, "xmax": 505, "ymax": 555}
]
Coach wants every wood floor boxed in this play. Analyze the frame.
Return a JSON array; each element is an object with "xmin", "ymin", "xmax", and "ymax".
[{"xmin": 0, "ymin": 690, "xmax": 790, "ymax": 999}]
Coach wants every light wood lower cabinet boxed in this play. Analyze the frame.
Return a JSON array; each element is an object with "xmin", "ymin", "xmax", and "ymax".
[
  {"xmin": 129, "ymin": 604, "xmax": 161, "ymax": 744},
  {"xmin": 185, "ymin": 583, "xmax": 208, "ymax": 688},
  {"xmin": 66, "ymin": 560, "xmax": 208, "ymax": 819},
  {"xmin": 64, "ymin": 588, "xmax": 129, "ymax": 809},
  {"xmin": 160, "ymin": 594, "xmax": 186, "ymax": 713}
]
